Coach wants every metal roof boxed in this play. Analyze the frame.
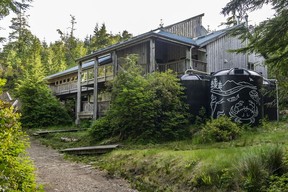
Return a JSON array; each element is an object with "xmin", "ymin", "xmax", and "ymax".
[
  {"xmin": 156, "ymin": 30, "xmax": 196, "ymax": 45},
  {"xmin": 76, "ymin": 29, "xmax": 199, "ymax": 62},
  {"xmin": 45, "ymin": 55, "xmax": 111, "ymax": 80},
  {"xmin": 194, "ymin": 25, "xmax": 242, "ymax": 47},
  {"xmin": 46, "ymin": 22, "xmax": 243, "ymax": 80}
]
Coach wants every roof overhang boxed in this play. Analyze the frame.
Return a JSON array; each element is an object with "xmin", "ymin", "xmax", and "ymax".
[{"xmin": 76, "ymin": 30, "xmax": 197, "ymax": 63}]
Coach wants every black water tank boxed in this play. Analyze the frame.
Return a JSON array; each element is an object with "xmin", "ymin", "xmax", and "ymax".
[
  {"xmin": 181, "ymin": 74, "xmax": 211, "ymax": 121},
  {"xmin": 210, "ymin": 68, "xmax": 263, "ymax": 126},
  {"xmin": 263, "ymin": 79, "xmax": 278, "ymax": 121}
]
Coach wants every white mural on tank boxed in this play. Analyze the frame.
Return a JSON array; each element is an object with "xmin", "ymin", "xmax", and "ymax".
[{"xmin": 210, "ymin": 77, "xmax": 260, "ymax": 124}]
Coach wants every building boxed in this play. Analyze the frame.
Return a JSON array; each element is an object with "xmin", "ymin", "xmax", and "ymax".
[{"xmin": 45, "ymin": 13, "xmax": 267, "ymax": 124}]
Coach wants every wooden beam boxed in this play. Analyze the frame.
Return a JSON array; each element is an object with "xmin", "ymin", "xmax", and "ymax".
[
  {"xmin": 93, "ymin": 57, "xmax": 98, "ymax": 120},
  {"xmin": 149, "ymin": 39, "xmax": 156, "ymax": 73},
  {"xmin": 112, "ymin": 51, "xmax": 118, "ymax": 76},
  {"xmin": 76, "ymin": 62, "xmax": 82, "ymax": 125}
]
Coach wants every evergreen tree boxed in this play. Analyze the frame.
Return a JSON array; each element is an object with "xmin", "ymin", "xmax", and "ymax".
[
  {"xmin": 222, "ymin": 0, "xmax": 288, "ymax": 106},
  {"xmin": 0, "ymin": 0, "xmax": 32, "ymax": 43},
  {"xmin": 56, "ymin": 15, "xmax": 87, "ymax": 68},
  {"xmin": 0, "ymin": 7, "xmax": 46, "ymax": 90},
  {"xmin": 86, "ymin": 23, "xmax": 133, "ymax": 53},
  {"xmin": 15, "ymin": 67, "xmax": 72, "ymax": 128}
]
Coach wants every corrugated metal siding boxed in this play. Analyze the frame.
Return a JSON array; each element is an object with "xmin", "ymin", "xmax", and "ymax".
[{"xmin": 163, "ymin": 17, "xmax": 205, "ymax": 38}]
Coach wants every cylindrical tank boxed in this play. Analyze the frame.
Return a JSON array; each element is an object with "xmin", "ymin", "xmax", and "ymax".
[
  {"xmin": 210, "ymin": 68, "xmax": 263, "ymax": 126},
  {"xmin": 263, "ymin": 79, "xmax": 278, "ymax": 121},
  {"xmin": 181, "ymin": 73, "xmax": 211, "ymax": 121}
]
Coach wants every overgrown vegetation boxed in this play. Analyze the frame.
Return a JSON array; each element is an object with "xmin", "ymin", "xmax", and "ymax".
[
  {"xmin": 0, "ymin": 99, "xmax": 39, "ymax": 191},
  {"xmin": 90, "ymin": 55, "xmax": 190, "ymax": 143},
  {"xmin": 15, "ymin": 69, "xmax": 72, "ymax": 128},
  {"xmin": 41, "ymin": 119, "xmax": 288, "ymax": 191},
  {"xmin": 199, "ymin": 116, "xmax": 242, "ymax": 143},
  {"xmin": 35, "ymin": 115, "xmax": 288, "ymax": 192}
]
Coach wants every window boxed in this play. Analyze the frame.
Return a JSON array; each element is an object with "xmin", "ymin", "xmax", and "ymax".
[{"xmin": 248, "ymin": 62, "xmax": 255, "ymax": 70}]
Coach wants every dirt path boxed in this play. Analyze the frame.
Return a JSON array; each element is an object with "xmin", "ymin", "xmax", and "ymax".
[{"xmin": 27, "ymin": 137, "xmax": 137, "ymax": 192}]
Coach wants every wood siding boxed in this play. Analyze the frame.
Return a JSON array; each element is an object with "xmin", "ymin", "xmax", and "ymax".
[
  {"xmin": 249, "ymin": 53, "xmax": 267, "ymax": 77},
  {"xmin": 117, "ymin": 42, "xmax": 149, "ymax": 73},
  {"xmin": 206, "ymin": 35, "xmax": 267, "ymax": 77},
  {"xmin": 163, "ymin": 15, "xmax": 207, "ymax": 38},
  {"xmin": 206, "ymin": 35, "xmax": 247, "ymax": 74}
]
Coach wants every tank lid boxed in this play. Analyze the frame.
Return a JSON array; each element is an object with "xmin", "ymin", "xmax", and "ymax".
[
  {"xmin": 212, "ymin": 68, "xmax": 262, "ymax": 77},
  {"xmin": 181, "ymin": 74, "xmax": 202, "ymax": 80}
]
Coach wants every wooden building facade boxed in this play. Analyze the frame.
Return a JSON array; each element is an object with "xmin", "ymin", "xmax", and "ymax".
[{"xmin": 45, "ymin": 14, "xmax": 267, "ymax": 124}]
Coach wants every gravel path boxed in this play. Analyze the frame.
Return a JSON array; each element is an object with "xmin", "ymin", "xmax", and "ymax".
[{"xmin": 27, "ymin": 137, "xmax": 137, "ymax": 192}]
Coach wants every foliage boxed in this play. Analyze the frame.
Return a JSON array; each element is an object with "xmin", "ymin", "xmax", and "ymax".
[
  {"xmin": 266, "ymin": 173, "xmax": 288, "ymax": 192},
  {"xmin": 236, "ymin": 145, "xmax": 287, "ymax": 191},
  {"xmin": 15, "ymin": 69, "xmax": 72, "ymax": 128},
  {"xmin": 85, "ymin": 23, "xmax": 132, "ymax": 54},
  {"xmin": 0, "ymin": 100, "xmax": 38, "ymax": 191},
  {"xmin": 0, "ymin": 9, "xmax": 43, "ymax": 89},
  {"xmin": 199, "ymin": 116, "xmax": 242, "ymax": 143},
  {"xmin": 222, "ymin": 0, "xmax": 288, "ymax": 106},
  {"xmin": 40, "ymin": 118, "xmax": 288, "ymax": 192},
  {"xmin": 0, "ymin": 0, "xmax": 32, "ymax": 21},
  {"xmin": 90, "ymin": 55, "xmax": 189, "ymax": 142}
]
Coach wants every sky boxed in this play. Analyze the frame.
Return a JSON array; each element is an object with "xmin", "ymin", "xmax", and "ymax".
[{"xmin": 0, "ymin": 0, "xmax": 275, "ymax": 44}]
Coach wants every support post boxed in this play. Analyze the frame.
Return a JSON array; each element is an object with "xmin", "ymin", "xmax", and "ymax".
[
  {"xmin": 112, "ymin": 51, "xmax": 117, "ymax": 76},
  {"xmin": 75, "ymin": 61, "xmax": 82, "ymax": 125},
  {"xmin": 149, "ymin": 39, "xmax": 156, "ymax": 73},
  {"xmin": 93, "ymin": 57, "xmax": 98, "ymax": 120}
]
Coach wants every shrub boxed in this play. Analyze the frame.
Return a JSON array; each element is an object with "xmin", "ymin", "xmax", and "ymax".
[
  {"xmin": 89, "ymin": 116, "xmax": 113, "ymax": 141},
  {"xmin": 15, "ymin": 71, "xmax": 72, "ymax": 128},
  {"xmin": 236, "ymin": 145, "xmax": 287, "ymax": 191},
  {"xmin": 237, "ymin": 153, "xmax": 269, "ymax": 192},
  {"xmin": 90, "ymin": 55, "xmax": 190, "ymax": 142},
  {"xmin": 199, "ymin": 116, "xmax": 241, "ymax": 143},
  {"xmin": 0, "ymin": 100, "xmax": 38, "ymax": 191}
]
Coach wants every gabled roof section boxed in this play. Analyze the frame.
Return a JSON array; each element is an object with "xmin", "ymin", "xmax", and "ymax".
[
  {"xmin": 162, "ymin": 13, "xmax": 207, "ymax": 38},
  {"xmin": 162, "ymin": 13, "xmax": 205, "ymax": 30}
]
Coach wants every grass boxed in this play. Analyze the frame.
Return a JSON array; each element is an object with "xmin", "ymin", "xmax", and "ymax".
[{"xmin": 28, "ymin": 119, "xmax": 288, "ymax": 191}]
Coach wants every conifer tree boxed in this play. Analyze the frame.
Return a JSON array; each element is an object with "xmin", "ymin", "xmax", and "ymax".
[{"xmin": 222, "ymin": 0, "xmax": 288, "ymax": 105}]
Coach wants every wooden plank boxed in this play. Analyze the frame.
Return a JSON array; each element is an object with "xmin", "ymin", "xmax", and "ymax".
[
  {"xmin": 33, "ymin": 129, "xmax": 85, "ymax": 136},
  {"xmin": 60, "ymin": 144, "xmax": 120, "ymax": 155}
]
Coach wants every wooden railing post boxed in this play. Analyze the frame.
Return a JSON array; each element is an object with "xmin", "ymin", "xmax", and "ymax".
[
  {"xmin": 93, "ymin": 57, "xmax": 98, "ymax": 120},
  {"xmin": 150, "ymin": 39, "xmax": 156, "ymax": 73},
  {"xmin": 76, "ymin": 61, "xmax": 82, "ymax": 125}
]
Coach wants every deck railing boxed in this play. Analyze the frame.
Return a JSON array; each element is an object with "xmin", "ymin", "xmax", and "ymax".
[
  {"xmin": 49, "ymin": 82, "xmax": 78, "ymax": 95},
  {"xmin": 81, "ymin": 100, "xmax": 110, "ymax": 118},
  {"xmin": 158, "ymin": 59, "xmax": 207, "ymax": 74}
]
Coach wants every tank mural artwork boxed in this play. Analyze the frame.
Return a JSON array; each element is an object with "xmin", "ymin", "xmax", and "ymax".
[{"xmin": 210, "ymin": 68, "xmax": 263, "ymax": 126}]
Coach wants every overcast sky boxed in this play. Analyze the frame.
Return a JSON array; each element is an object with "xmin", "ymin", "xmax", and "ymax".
[{"xmin": 0, "ymin": 0, "xmax": 275, "ymax": 44}]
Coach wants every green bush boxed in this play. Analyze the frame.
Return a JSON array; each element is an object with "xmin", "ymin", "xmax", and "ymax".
[
  {"xmin": 199, "ymin": 116, "xmax": 241, "ymax": 143},
  {"xmin": 15, "ymin": 71, "xmax": 72, "ymax": 128},
  {"xmin": 89, "ymin": 116, "xmax": 112, "ymax": 141},
  {"xmin": 90, "ymin": 55, "xmax": 190, "ymax": 142},
  {"xmin": 0, "ymin": 100, "xmax": 38, "ymax": 191}
]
